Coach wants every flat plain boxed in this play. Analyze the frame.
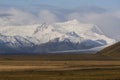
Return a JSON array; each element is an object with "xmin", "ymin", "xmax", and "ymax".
[{"xmin": 0, "ymin": 54, "xmax": 120, "ymax": 80}]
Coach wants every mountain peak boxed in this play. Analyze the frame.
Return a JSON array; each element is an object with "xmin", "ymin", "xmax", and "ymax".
[
  {"xmin": 0, "ymin": 20, "xmax": 116, "ymax": 53},
  {"xmin": 34, "ymin": 23, "xmax": 48, "ymax": 34}
]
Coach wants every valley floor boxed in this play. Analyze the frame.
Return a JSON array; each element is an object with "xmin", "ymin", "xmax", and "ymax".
[{"xmin": 0, "ymin": 54, "xmax": 120, "ymax": 80}]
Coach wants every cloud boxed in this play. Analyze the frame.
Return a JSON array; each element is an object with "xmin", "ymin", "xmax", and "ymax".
[
  {"xmin": 0, "ymin": 8, "xmax": 60, "ymax": 25},
  {"xmin": 38, "ymin": 9, "xmax": 59, "ymax": 24},
  {"xmin": 0, "ymin": 5, "xmax": 120, "ymax": 40},
  {"xmin": 66, "ymin": 10, "xmax": 120, "ymax": 40},
  {"xmin": 0, "ymin": 8, "xmax": 37, "ymax": 26}
]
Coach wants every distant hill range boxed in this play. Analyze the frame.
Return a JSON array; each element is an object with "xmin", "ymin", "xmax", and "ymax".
[{"xmin": 98, "ymin": 42, "xmax": 120, "ymax": 57}]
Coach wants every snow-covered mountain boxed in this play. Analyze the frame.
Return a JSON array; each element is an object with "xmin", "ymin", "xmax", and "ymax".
[{"xmin": 0, "ymin": 19, "xmax": 116, "ymax": 54}]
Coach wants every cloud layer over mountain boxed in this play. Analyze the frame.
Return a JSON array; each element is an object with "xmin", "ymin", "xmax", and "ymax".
[{"xmin": 0, "ymin": 5, "xmax": 120, "ymax": 40}]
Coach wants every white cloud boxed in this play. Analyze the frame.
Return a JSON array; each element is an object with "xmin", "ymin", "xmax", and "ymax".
[
  {"xmin": 0, "ymin": 6, "xmax": 120, "ymax": 40},
  {"xmin": 38, "ymin": 9, "xmax": 59, "ymax": 24},
  {"xmin": 0, "ymin": 8, "xmax": 37, "ymax": 26}
]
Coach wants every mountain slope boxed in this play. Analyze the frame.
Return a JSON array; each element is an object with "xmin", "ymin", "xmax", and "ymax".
[
  {"xmin": 0, "ymin": 20, "xmax": 116, "ymax": 54},
  {"xmin": 98, "ymin": 42, "xmax": 120, "ymax": 57}
]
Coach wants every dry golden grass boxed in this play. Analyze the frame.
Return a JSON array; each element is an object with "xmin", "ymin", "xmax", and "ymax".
[
  {"xmin": 0, "ymin": 54, "xmax": 120, "ymax": 80},
  {"xmin": 0, "ymin": 61, "xmax": 120, "ymax": 71}
]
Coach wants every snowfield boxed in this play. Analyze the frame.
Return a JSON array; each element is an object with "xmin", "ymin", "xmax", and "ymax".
[{"xmin": 0, "ymin": 19, "xmax": 116, "ymax": 53}]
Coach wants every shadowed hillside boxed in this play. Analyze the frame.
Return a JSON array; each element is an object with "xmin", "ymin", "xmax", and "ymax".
[{"xmin": 98, "ymin": 42, "xmax": 120, "ymax": 57}]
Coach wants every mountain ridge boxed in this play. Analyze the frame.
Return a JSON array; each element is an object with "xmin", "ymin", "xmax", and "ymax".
[{"xmin": 0, "ymin": 20, "xmax": 116, "ymax": 54}]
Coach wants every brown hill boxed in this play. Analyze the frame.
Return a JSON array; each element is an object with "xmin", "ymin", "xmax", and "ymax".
[{"xmin": 98, "ymin": 42, "xmax": 120, "ymax": 58}]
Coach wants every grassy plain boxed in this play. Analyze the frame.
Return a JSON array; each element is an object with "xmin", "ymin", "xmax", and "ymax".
[{"xmin": 0, "ymin": 54, "xmax": 120, "ymax": 80}]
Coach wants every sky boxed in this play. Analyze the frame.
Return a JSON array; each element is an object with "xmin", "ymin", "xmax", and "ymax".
[
  {"xmin": 0, "ymin": 0, "xmax": 120, "ymax": 10},
  {"xmin": 0, "ymin": 0, "xmax": 120, "ymax": 40}
]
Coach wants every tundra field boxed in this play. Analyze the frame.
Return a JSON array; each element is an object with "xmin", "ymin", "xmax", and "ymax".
[{"xmin": 0, "ymin": 54, "xmax": 120, "ymax": 80}]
